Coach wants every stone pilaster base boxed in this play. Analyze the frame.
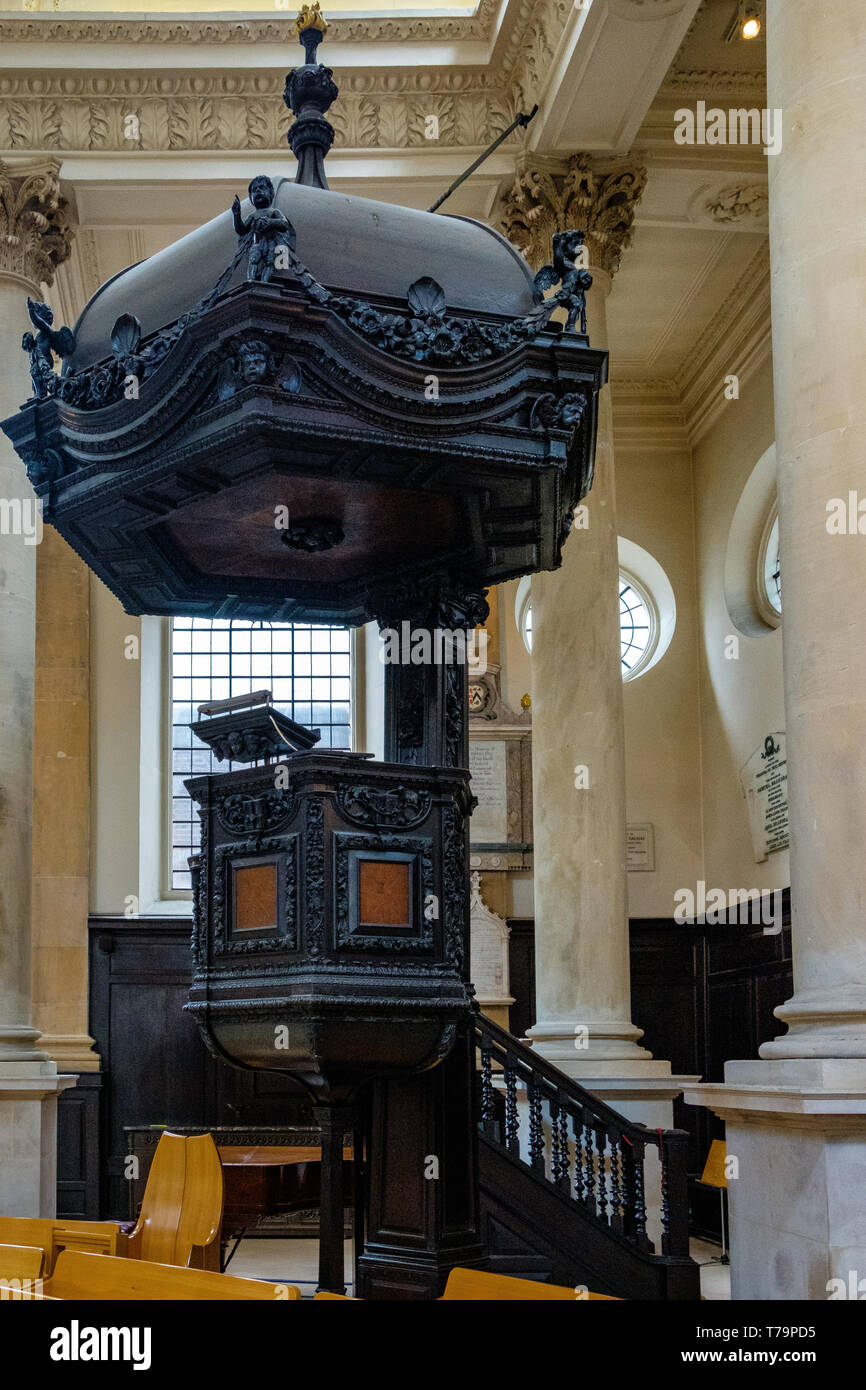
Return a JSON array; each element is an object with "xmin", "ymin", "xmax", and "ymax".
[
  {"xmin": 526, "ymin": 1018, "xmax": 658, "ymax": 1064},
  {"xmin": 0, "ymin": 1062, "xmax": 77, "ymax": 1216},
  {"xmin": 684, "ymin": 1059, "xmax": 866, "ymax": 1300},
  {"xmin": 36, "ymin": 1035, "xmax": 100, "ymax": 1074}
]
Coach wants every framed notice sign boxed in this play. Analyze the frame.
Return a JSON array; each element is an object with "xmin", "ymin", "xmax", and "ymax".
[{"xmin": 627, "ymin": 823, "xmax": 655, "ymax": 872}]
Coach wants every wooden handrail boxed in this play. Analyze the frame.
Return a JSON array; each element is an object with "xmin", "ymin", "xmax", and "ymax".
[{"xmin": 473, "ymin": 1011, "xmax": 692, "ymax": 1261}]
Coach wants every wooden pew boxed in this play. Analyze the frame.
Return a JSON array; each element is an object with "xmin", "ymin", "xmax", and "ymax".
[
  {"xmin": 0, "ymin": 1217, "xmax": 121, "ymax": 1274},
  {"xmin": 440, "ymin": 1268, "xmax": 622, "ymax": 1300},
  {"xmin": 43, "ymin": 1251, "xmax": 300, "ymax": 1301},
  {"xmin": 0, "ymin": 1243, "xmax": 45, "ymax": 1281}
]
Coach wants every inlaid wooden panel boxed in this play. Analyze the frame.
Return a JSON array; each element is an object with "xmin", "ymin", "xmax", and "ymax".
[
  {"xmin": 359, "ymin": 859, "xmax": 410, "ymax": 927},
  {"xmin": 234, "ymin": 862, "xmax": 277, "ymax": 931}
]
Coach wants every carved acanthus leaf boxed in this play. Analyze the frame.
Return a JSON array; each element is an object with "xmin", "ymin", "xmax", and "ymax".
[
  {"xmin": 0, "ymin": 157, "xmax": 74, "ymax": 287},
  {"xmin": 501, "ymin": 153, "xmax": 647, "ymax": 277},
  {"xmin": 0, "ymin": 88, "xmax": 522, "ymax": 154}
]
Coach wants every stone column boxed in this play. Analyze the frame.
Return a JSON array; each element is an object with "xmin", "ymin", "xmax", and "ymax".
[
  {"xmin": 684, "ymin": 0, "xmax": 866, "ymax": 1299},
  {"xmin": 0, "ymin": 157, "xmax": 77, "ymax": 1214},
  {"xmin": 501, "ymin": 156, "xmax": 692, "ymax": 1129},
  {"xmin": 33, "ymin": 526, "xmax": 99, "ymax": 1073}
]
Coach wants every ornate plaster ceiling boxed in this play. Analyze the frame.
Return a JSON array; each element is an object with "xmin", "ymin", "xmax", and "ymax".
[{"xmin": 1, "ymin": 0, "xmax": 771, "ymax": 438}]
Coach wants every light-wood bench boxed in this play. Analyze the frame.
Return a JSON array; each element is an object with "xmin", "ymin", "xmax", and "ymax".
[
  {"xmin": 0, "ymin": 1217, "xmax": 122, "ymax": 1274},
  {"xmin": 440, "ymin": 1268, "xmax": 622, "ymax": 1300},
  {"xmin": 43, "ymin": 1251, "xmax": 300, "ymax": 1301},
  {"xmin": 0, "ymin": 1130, "xmax": 224, "ymax": 1275},
  {"xmin": 0, "ymin": 1243, "xmax": 45, "ymax": 1282}
]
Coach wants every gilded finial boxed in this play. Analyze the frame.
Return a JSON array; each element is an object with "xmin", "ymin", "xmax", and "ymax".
[
  {"xmin": 286, "ymin": 1, "xmax": 337, "ymax": 185},
  {"xmin": 296, "ymin": 1, "xmax": 327, "ymax": 33},
  {"xmin": 296, "ymin": 4, "xmax": 328, "ymax": 63}
]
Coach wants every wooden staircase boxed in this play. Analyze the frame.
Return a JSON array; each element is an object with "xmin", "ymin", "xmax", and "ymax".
[{"xmin": 474, "ymin": 1014, "xmax": 701, "ymax": 1300}]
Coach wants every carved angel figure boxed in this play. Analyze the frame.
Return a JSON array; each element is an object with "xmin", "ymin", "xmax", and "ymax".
[
  {"xmin": 532, "ymin": 230, "xmax": 593, "ymax": 336},
  {"xmin": 231, "ymin": 175, "xmax": 297, "ymax": 284},
  {"xmin": 22, "ymin": 298, "xmax": 76, "ymax": 399}
]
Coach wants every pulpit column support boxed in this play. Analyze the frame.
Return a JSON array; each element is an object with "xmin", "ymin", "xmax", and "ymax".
[
  {"xmin": 356, "ymin": 589, "xmax": 487, "ymax": 1299},
  {"xmin": 312, "ymin": 1103, "xmax": 353, "ymax": 1296}
]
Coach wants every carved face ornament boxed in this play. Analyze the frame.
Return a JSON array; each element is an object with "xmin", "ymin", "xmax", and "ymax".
[
  {"xmin": 237, "ymin": 339, "xmax": 273, "ymax": 384},
  {"xmin": 249, "ymin": 176, "xmax": 276, "ymax": 209}
]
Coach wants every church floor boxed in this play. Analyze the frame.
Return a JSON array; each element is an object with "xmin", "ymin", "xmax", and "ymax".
[
  {"xmin": 224, "ymin": 1236, "xmax": 731, "ymax": 1301},
  {"xmin": 691, "ymin": 1239, "xmax": 732, "ymax": 1301},
  {"xmin": 227, "ymin": 1237, "xmax": 355, "ymax": 1298}
]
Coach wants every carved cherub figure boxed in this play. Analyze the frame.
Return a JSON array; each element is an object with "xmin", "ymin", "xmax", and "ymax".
[
  {"xmin": 533, "ymin": 230, "xmax": 593, "ymax": 335},
  {"xmin": 22, "ymin": 298, "xmax": 76, "ymax": 399},
  {"xmin": 231, "ymin": 175, "xmax": 297, "ymax": 284},
  {"xmin": 217, "ymin": 337, "xmax": 276, "ymax": 399}
]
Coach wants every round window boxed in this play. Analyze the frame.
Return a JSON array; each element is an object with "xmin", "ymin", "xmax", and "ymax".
[
  {"xmin": 757, "ymin": 506, "xmax": 781, "ymax": 625},
  {"xmin": 619, "ymin": 575, "xmax": 655, "ymax": 678},
  {"xmin": 519, "ymin": 568, "xmax": 661, "ymax": 680}
]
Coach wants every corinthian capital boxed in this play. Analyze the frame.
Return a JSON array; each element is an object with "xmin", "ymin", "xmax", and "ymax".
[
  {"xmin": 0, "ymin": 158, "xmax": 75, "ymax": 289},
  {"xmin": 501, "ymin": 153, "xmax": 647, "ymax": 275}
]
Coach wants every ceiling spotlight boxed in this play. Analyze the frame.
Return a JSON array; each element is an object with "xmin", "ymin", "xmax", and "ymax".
[
  {"xmin": 742, "ymin": 9, "xmax": 761, "ymax": 39},
  {"xmin": 724, "ymin": 1, "xmax": 763, "ymax": 42}
]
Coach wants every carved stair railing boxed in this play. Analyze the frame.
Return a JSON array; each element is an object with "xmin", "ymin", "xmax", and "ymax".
[{"xmin": 474, "ymin": 1012, "xmax": 699, "ymax": 1299}]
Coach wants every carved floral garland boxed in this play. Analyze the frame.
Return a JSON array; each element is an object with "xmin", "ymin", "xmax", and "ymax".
[{"xmin": 35, "ymin": 240, "xmax": 560, "ymax": 417}]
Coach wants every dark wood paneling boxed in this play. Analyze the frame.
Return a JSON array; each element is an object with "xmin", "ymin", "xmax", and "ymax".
[
  {"xmin": 506, "ymin": 917, "xmax": 535, "ymax": 1041},
  {"xmin": 88, "ymin": 916, "xmax": 309, "ymax": 1218},
  {"xmin": 57, "ymin": 1072, "xmax": 102, "ymax": 1220},
  {"xmin": 630, "ymin": 895, "xmax": 792, "ymax": 1182},
  {"xmin": 505, "ymin": 894, "xmax": 793, "ymax": 1184}
]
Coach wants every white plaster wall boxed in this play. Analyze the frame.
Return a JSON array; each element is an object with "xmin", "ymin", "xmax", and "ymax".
[
  {"xmin": 691, "ymin": 352, "xmax": 789, "ymax": 896},
  {"xmin": 89, "ymin": 573, "xmax": 142, "ymax": 914},
  {"xmin": 498, "ymin": 577, "xmax": 532, "ymax": 715},
  {"xmin": 614, "ymin": 437, "xmax": 704, "ymax": 918}
]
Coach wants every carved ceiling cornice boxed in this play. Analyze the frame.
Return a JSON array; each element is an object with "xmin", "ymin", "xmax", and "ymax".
[
  {"xmin": 500, "ymin": 153, "xmax": 647, "ymax": 276},
  {"xmin": 608, "ymin": 241, "xmax": 770, "ymax": 447},
  {"xmin": 675, "ymin": 240, "xmax": 771, "ymax": 442},
  {"xmin": 610, "ymin": 376, "xmax": 688, "ymax": 453},
  {"xmin": 0, "ymin": 1, "xmax": 502, "ymax": 46},
  {"xmin": 0, "ymin": 0, "xmax": 575, "ymax": 154},
  {"xmin": 665, "ymin": 0, "xmax": 766, "ymax": 95},
  {"xmin": 0, "ymin": 70, "xmax": 506, "ymax": 98},
  {"xmin": 0, "ymin": 0, "xmax": 761, "ymax": 161},
  {"xmin": 498, "ymin": 0, "xmax": 572, "ymax": 110},
  {"xmin": 663, "ymin": 69, "xmax": 766, "ymax": 94},
  {"xmin": 0, "ymin": 70, "xmax": 519, "ymax": 156},
  {"xmin": 0, "ymin": 156, "xmax": 74, "ymax": 287}
]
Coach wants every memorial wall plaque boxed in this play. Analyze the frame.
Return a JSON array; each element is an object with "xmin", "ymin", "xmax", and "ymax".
[
  {"xmin": 469, "ymin": 740, "xmax": 508, "ymax": 844},
  {"xmin": 740, "ymin": 732, "xmax": 789, "ymax": 863}
]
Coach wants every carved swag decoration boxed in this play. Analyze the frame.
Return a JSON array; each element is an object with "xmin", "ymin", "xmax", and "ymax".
[
  {"xmin": 215, "ymin": 788, "xmax": 296, "ymax": 836},
  {"xmin": 336, "ymin": 784, "xmax": 432, "ymax": 830},
  {"xmin": 21, "ymin": 187, "xmax": 593, "ymax": 415}
]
